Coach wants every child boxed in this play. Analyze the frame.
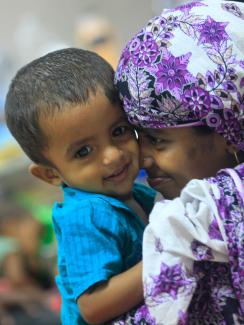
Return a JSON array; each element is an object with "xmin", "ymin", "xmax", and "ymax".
[
  {"xmin": 4, "ymin": 48, "xmax": 156, "ymax": 324},
  {"xmin": 115, "ymin": 0, "xmax": 244, "ymax": 324}
]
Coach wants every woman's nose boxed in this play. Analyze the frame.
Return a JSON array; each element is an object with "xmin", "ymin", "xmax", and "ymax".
[
  {"xmin": 102, "ymin": 145, "xmax": 124, "ymax": 166},
  {"xmin": 139, "ymin": 140, "xmax": 154, "ymax": 168},
  {"xmin": 140, "ymin": 155, "xmax": 154, "ymax": 169}
]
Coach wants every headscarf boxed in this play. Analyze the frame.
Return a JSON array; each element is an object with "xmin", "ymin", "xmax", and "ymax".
[{"xmin": 115, "ymin": 0, "xmax": 244, "ymax": 151}]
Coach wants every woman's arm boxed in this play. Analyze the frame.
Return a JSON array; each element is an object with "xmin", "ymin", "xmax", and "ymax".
[{"xmin": 78, "ymin": 262, "xmax": 142, "ymax": 324}]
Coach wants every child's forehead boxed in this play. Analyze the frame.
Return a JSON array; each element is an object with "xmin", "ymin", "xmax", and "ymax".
[{"xmin": 40, "ymin": 95, "xmax": 126, "ymax": 142}]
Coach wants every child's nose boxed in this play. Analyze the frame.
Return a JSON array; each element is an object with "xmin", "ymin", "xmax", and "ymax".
[{"xmin": 102, "ymin": 145, "xmax": 124, "ymax": 166}]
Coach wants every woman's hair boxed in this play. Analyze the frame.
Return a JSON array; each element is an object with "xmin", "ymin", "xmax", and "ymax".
[{"xmin": 193, "ymin": 125, "xmax": 215, "ymax": 135}]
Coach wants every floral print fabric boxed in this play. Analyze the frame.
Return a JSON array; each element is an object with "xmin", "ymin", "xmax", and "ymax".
[
  {"xmin": 142, "ymin": 163, "xmax": 244, "ymax": 324},
  {"xmin": 115, "ymin": 0, "xmax": 244, "ymax": 151}
]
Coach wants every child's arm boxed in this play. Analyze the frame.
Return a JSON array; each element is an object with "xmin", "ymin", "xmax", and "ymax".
[{"xmin": 78, "ymin": 261, "xmax": 142, "ymax": 324}]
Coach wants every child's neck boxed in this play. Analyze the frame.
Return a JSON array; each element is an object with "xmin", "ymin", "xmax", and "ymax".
[{"xmin": 123, "ymin": 197, "xmax": 148, "ymax": 225}]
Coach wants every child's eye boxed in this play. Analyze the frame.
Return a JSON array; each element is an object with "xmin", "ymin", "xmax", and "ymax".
[{"xmin": 75, "ymin": 145, "xmax": 92, "ymax": 158}]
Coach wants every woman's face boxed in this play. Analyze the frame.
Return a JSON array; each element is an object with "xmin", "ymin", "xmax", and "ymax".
[{"xmin": 139, "ymin": 127, "xmax": 234, "ymax": 199}]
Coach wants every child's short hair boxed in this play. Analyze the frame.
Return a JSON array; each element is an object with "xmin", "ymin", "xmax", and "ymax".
[{"xmin": 5, "ymin": 48, "xmax": 119, "ymax": 165}]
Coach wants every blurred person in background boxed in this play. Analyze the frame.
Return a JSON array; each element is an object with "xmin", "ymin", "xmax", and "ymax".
[
  {"xmin": 0, "ymin": 203, "xmax": 60, "ymax": 325},
  {"xmin": 74, "ymin": 14, "xmax": 120, "ymax": 69}
]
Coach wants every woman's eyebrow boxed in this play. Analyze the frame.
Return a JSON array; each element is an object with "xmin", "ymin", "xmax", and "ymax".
[{"xmin": 145, "ymin": 129, "xmax": 167, "ymax": 136}]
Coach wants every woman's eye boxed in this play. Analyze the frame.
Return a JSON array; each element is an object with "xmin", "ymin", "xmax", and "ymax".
[
  {"xmin": 113, "ymin": 126, "xmax": 128, "ymax": 137},
  {"xmin": 75, "ymin": 145, "xmax": 92, "ymax": 158},
  {"xmin": 147, "ymin": 135, "xmax": 163, "ymax": 145}
]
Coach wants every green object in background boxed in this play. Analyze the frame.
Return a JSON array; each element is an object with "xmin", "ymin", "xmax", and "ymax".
[
  {"xmin": 15, "ymin": 193, "xmax": 54, "ymax": 246},
  {"xmin": 32, "ymin": 204, "xmax": 54, "ymax": 246}
]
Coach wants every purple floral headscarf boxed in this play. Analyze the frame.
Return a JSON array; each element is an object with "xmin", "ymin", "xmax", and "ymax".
[{"xmin": 115, "ymin": 0, "xmax": 244, "ymax": 151}]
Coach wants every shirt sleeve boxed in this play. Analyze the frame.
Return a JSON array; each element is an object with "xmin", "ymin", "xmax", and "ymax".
[
  {"xmin": 56, "ymin": 198, "xmax": 126, "ymax": 300},
  {"xmin": 143, "ymin": 178, "xmax": 228, "ymax": 324}
]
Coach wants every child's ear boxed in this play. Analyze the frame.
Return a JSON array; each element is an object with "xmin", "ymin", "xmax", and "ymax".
[{"xmin": 29, "ymin": 163, "xmax": 62, "ymax": 187}]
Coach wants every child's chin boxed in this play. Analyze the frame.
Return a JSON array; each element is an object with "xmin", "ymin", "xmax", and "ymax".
[{"xmin": 112, "ymin": 186, "xmax": 134, "ymax": 201}]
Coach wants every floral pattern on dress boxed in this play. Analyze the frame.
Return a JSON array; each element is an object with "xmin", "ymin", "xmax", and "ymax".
[
  {"xmin": 209, "ymin": 164, "xmax": 244, "ymax": 315},
  {"xmin": 222, "ymin": 2, "xmax": 244, "ymax": 20},
  {"xmin": 143, "ymin": 164, "xmax": 243, "ymax": 325},
  {"xmin": 188, "ymin": 262, "xmax": 240, "ymax": 324},
  {"xmin": 191, "ymin": 240, "xmax": 214, "ymax": 260},
  {"xmin": 208, "ymin": 218, "xmax": 223, "ymax": 240},
  {"xmin": 145, "ymin": 262, "xmax": 196, "ymax": 304}
]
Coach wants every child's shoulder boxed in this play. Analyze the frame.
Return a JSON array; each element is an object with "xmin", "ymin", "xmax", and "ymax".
[
  {"xmin": 52, "ymin": 185, "xmax": 131, "ymax": 222},
  {"xmin": 53, "ymin": 183, "xmax": 156, "ymax": 220},
  {"xmin": 54, "ymin": 186, "xmax": 116, "ymax": 210}
]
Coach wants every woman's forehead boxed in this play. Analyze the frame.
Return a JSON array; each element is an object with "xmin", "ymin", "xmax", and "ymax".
[{"xmin": 140, "ymin": 127, "xmax": 193, "ymax": 137}]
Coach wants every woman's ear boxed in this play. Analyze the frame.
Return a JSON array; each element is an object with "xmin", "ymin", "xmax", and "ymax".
[
  {"xmin": 225, "ymin": 142, "xmax": 238, "ymax": 154},
  {"xmin": 29, "ymin": 163, "xmax": 62, "ymax": 187}
]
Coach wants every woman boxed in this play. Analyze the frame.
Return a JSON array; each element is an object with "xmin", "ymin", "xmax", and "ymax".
[{"xmin": 115, "ymin": 0, "xmax": 244, "ymax": 323}]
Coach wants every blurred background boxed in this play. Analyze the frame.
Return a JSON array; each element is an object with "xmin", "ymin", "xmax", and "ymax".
[{"xmin": 0, "ymin": 0, "xmax": 186, "ymax": 323}]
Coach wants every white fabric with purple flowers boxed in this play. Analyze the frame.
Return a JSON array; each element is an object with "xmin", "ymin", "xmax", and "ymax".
[{"xmin": 143, "ymin": 164, "xmax": 244, "ymax": 324}]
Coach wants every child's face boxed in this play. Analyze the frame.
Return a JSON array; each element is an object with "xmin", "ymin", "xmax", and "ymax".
[
  {"xmin": 139, "ymin": 127, "xmax": 232, "ymax": 199},
  {"xmin": 40, "ymin": 91, "xmax": 139, "ymax": 199}
]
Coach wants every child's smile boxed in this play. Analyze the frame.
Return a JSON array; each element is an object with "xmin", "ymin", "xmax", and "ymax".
[
  {"xmin": 40, "ymin": 90, "xmax": 140, "ymax": 199},
  {"xmin": 103, "ymin": 162, "xmax": 131, "ymax": 183}
]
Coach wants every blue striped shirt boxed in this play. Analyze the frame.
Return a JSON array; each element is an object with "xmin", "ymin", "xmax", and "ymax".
[{"xmin": 52, "ymin": 182, "xmax": 155, "ymax": 324}]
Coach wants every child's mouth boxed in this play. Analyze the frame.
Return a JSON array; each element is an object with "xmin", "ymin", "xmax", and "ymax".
[{"xmin": 104, "ymin": 164, "xmax": 129, "ymax": 183}]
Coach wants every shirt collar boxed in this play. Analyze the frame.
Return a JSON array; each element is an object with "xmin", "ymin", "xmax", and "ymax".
[{"xmin": 62, "ymin": 183, "xmax": 155, "ymax": 213}]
